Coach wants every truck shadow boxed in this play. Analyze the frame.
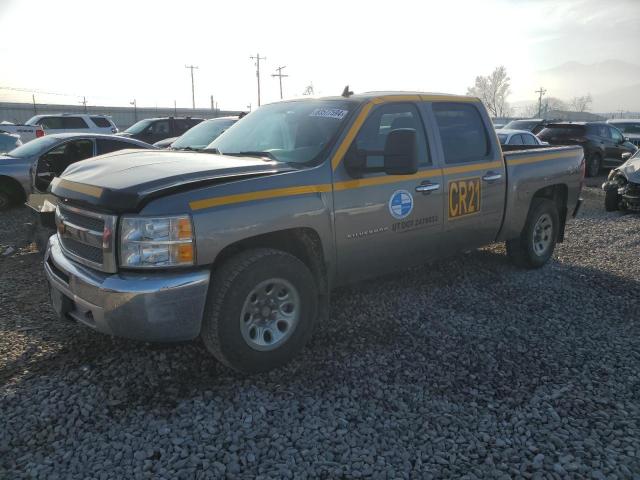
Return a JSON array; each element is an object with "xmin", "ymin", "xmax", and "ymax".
[{"xmin": 2, "ymin": 245, "xmax": 638, "ymax": 415}]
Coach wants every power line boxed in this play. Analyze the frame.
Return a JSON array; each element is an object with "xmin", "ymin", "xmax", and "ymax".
[
  {"xmin": 271, "ymin": 66, "xmax": 288, "ymax": 100},
  {"xmin": 185, "ymin": 65, "xmax": 199, "ymax": 109},
  {"xmin": 250, "ymin": 53, "xmax": 266, "ymax": 106}
]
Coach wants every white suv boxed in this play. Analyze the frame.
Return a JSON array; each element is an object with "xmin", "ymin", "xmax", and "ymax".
[{"xmin": 25, "ymin": 114, "xmax": 118, "ymax": 135}]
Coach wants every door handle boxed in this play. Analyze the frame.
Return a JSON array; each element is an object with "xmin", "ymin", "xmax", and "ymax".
[
  {"xmin": 415, "ymin": 182, "xmax": 440, "ymax": 193},
  {"xmin": 482, "ymin": 172, "xmax": 502, "ymax": 182}
]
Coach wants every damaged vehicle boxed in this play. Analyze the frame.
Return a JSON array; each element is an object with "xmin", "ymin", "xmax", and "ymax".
[{"xmin": 603, "ymin": 150, "xmax": 640, "ymax": 212}]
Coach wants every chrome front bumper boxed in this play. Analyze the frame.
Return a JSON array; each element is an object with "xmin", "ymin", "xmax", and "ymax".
[{"xmin": 44, "ymin": 235, "xmax": 210, "ymax": 342}]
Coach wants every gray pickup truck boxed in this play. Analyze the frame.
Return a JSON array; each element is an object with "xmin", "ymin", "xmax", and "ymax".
[{"xmin": 44, "ymin": 92, "xmax": 584, "ymax": 373}]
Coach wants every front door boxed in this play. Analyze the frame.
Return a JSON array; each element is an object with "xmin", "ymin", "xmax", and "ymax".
[
  {"xmin": 429, "ymin": 101, "xmax": 507, "ymax": 253},
  {"xmin": 333, "ymin": 102, "xmax": 444, "ymax": 284},
  {"xmin": 607, "ymin": 126, "xmax": 626, "ymax": 166}
]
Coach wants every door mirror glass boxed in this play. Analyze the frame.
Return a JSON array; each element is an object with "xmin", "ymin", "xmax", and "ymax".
[{"xmin": 383, "ymin": 129, "xmax": 418, "ymax": 175}]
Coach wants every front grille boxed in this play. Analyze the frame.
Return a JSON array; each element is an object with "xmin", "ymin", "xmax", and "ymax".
[
  {"xmin": 60, "ymin": 237, "xmax": 104, "ymax": 264},
  {"xmin": 629, "ymin": 139, "xmax": 640, "ymax": 147},
  {"xmin": 56, "ymin": 204, "xmax": 117, "ymax": 272},
  {"xmin": 59, "ymin": 206, "xmax": 104, "ymax": 232}
]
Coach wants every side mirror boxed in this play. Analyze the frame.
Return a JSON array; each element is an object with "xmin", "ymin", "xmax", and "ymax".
[
  {"xmin": 621, "ymin": 152, "xmax": 632, "ymax": 161},
  {"xmin": 383, "ymin": 129, "xmax": 418, "ymax": 175}
]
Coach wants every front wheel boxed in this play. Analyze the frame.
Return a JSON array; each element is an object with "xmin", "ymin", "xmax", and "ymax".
[
  {"xmin": 604, "ymin": 187, "xmax": 620, "ymax": 212},
  {"xmin": 201, "ymin": 248, "xmax": 318, "ymax": 373},
  {"xmin": 506, "ymin": 198, "xmax": 559, "ymax": 269}
]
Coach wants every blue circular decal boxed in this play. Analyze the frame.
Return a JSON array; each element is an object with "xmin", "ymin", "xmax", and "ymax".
[{"xmin": 388, "ymin": 189, "xmax": 413, "ymax": 219}]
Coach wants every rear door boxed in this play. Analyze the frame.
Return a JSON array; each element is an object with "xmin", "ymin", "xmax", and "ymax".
[
  {"xmin": 333, "ymin": 101, "xmax": 444, "ymax": 283},
  {"xmin": 429, "ymin": 101, "xmax": 506, "ymax": 253}
]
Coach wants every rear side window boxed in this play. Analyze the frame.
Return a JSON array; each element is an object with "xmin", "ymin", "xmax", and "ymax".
[
  {"xmin": 97, "ymin": 139, "xmax": 138, "ymax": 155},
  {"xmin": 432, "ymin": 103, "xmax": 490, "ymax": 164},
  {"xmin": 522, "ymin": 133, "xmax": 537, "ymax": 145},
  {"xmin": 509, "ymin": 134, "xmax": 523, "ymax": 145},
  {"xmin": 62, "ymin": 117, "xmax": 89, "ymax": 129},
  {"xmin": 538, "ymin": 125, "xmax": 586, "ymax": 141},
  {"xmin": 91, "ymin": 117, "xmax": 112, "ymax": 128},
  {"xmin": 612, "ymin": 122, "xmax": 640, "ymax": 134}
]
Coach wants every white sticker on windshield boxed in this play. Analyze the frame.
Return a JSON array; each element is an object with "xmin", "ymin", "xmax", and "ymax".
[{"xmin": 309, "ymin": 108, "xmax": 348, "ymax": 120}]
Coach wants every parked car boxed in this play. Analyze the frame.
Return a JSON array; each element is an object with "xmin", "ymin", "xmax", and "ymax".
[
  {"xmin": 165, "ymin": 116, "xmax": 239, "ymax": 151},
  {"xmin": 607, "ymin": 119, "xmax": 640, "ymax": 147},
  {"xmin": 0, "ymin": 132, "xmax": 22, "ymax": 153},
  {"xmin": 118, "ymin": 117, "xmax": 204, "ymax": 144},
  {"xmin": 26, "ymin": 114, "xmax": 118, "ymax": 135},
  {"xmin": 0, "ymin": 121, "xmax": 45, "ymax": 142},
  {"xmin": 602, "ymin": 150, "xmax": 640, "ymax": 212},
  {"xmin": 497, "ymin": 129, "xmax": 548, "ymax": 147},
  {"xmin": 0, "ymin": 133, "xmax": 152, "ymax": 210},
  {"xmin": 537, "ymin": 122, "xmax": 638, "ymax": 177},
  {"xmin": 502, "ymin": 118, "xmax": 550, "ymax": 134},
  {"xmin": 43, "ymin": 92, "xmax": 584, "ymax": 373}
]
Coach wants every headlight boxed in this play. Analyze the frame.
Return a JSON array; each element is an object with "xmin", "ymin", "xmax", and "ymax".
[{"xmin": 120, "ymin": 215, "xmax": 194, "ymax": 268}]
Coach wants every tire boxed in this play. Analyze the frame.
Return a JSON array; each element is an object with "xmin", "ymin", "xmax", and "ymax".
[
  {"xmin": 506, "ymin": 198, "xmax": 559, "ymax": 269},
  {"xmin": 201, "ymin": 248, "xmax": 318, "ymax": 373},
  {"xmin": 586, "ymin": 153, "xmax": 602, "ymax": 178},
  {"xmin": 604, "ymin": 187, "xmax": 620, "ymax": 212},
  {"xmin": 0, "ymin": 190, "xmax": 10, "ymax": 211}
]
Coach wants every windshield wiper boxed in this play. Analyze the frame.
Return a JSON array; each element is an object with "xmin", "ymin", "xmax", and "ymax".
[
  {"xmin": 225, "ymin": 151, "xmax": 277, "ymax": 161},
  {"xmin": 200, "ymin": 147, "xmax": 220, "ymax": 154}
]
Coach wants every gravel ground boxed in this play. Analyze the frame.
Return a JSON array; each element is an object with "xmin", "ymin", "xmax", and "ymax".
[{"xmin": 1, "ymin": 184, "xmax": 639, "ymax": 479}]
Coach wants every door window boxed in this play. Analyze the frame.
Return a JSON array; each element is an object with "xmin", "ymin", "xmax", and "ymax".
[
  {"xmin": 522, "ymin": 133, "xmax": 537, "ymax": 145},
  {"xmin": 37, "ymin": 117, "xmax": 64, "ymax": 130},
  {"xmin": 97, "ymin": 139, "xmax": 138, "ymax": 155},
  {"xmin": 150, "ymin": 120, "xmax": 170, "ymax": 135},
  {"xmin": 35, "ymin": 139, "xmax": 94, "ymax": 190},
  {"xmin": 62, "ymin": 117, "xmax": 89, "ymax": 129},
  {"xmin": 432, "ymin": 103, "xmax": 490, "ymax": 164},
  {"xmin": 350, "ymin": 103, "xmax": 429, "ymax": 168},
  {"xmin": 91, "ymin": 117, "xmax": 113, "ymax": 128},
  {"xmin": 610, "ymin": 127, "xmax": 623, "ymax": 143}
]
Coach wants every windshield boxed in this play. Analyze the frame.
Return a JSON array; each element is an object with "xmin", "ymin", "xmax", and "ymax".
[
  {"xmin": 611, "ymin": 122, "xmax": 640, "ymax": 135},
  {"xmin": 208, "ymin": 100, "xmax": 354, "ymax": 164},
  {"xmin": 124, "ymin": 119, "xmax": 154, "ymax": 135},
  {"xmin": 172, "ymin": 118, "xmax": 236, "ymax": 150},
  {"xmin": 504, "ymin": 120, "xmax": 539, "ymax": 131},
  {"xmin": 497, "ymin": 134, "xmax": 508, "ymax": 144},
  {"xmin": 6, "ymin": 136, "xmax": 59, "ymax": 158}
]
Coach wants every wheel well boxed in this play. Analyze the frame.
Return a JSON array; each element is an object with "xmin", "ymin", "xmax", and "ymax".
[
  {"xmin": 0, "ymin": 175, "xmax": 26, "ymax": 205},
  {"xmin": 211, "ymin": 228, "xmax": 328, "ymax": 294},
  {"xmin": 532, "ymin": 184, "xmax": 568, "ymax": 242}
]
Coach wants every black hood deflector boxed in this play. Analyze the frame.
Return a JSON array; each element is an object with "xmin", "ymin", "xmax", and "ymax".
[{"xmin": 50, "ymin": 150, "xmax": 294, "ymax": 213}]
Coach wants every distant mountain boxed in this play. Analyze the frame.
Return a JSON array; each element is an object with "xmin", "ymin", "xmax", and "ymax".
[{"xmin": 516, "ymin": 60, "xmax": 640, "ymax": 113}]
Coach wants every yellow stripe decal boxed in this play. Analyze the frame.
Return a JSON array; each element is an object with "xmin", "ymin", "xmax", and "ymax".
[
  {"xmin": 507, "ymin": 151, "xmax": 577, "ymax": 166},
  {"xmin": 189, "ymin": 184, "xmax": 332, "ymax": 211},
  {"xmin": 58, "ymin": 180, "xmax": 103, "ymax": 198},
  {"xmin": 334, "ymin": 169, "xmax": 442, "ymax": 191},
  {"xmin": 442, "ymin": 160, "xmax": 503, "ymax": 175},
  {"xmin": 330, "ymin": 102, "xmax": 375, "ymax": 171}
]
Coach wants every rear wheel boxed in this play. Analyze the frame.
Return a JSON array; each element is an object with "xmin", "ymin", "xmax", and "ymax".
[
  {"xmin": 604, "ymin": 187, "xmax": 620, "ymax": 212},
  {"xmin": 506, "ymin": 198, "xmax": 559, "ymax": 269},
  {"xmin": 586, "ymin": 153, "xmax": 602, "ymax": 178},
  {"xmin": 201, "ymin": 248, "xmax": 318, "ymax": 373}
]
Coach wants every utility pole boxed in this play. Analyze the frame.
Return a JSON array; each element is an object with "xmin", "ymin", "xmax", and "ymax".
[
  {"xmin": 247, "ymin": 103, "xmax": 252, "ymax": 112},
  {"xmin": 32, "ymin": 94, "xmax": 37, "ymax": 115},
  {"xmin": 130, "ymin": 99, "xmax": 137, "ymax": 122},
  {"xmin": 185, "ymin": 65, "xmax": 199, "ymax": 109},
  {"xmin": 271, "ymin": 66, "xmax": 288, "ymax": 100},
  {"xmin": 80, "ymin": 96, "xmax": 88, "ymax": 113},
  {"xmin": 250, "ymin": 53, "xmax": 266, "ymax": 106},
  {"xmin": 174, "ymin": 100, "xmax": 177, "ymax": 117},
  {"xmin": 210, "ymin": 95, "xmax": 214, "ymax": 111},
  {"xmin": 535, "ymin": 87, "xmax": 547, "ymax": 118}
]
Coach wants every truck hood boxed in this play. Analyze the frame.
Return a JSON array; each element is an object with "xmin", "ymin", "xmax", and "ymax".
[{"xmin": 50, "ymin": 149, "xmax": 294, "ymax": 212}]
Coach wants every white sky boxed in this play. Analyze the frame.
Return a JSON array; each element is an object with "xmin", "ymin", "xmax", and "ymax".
[{"xmin": 0, "ymin": 0, "xmax": 638, "ymax": 111}]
